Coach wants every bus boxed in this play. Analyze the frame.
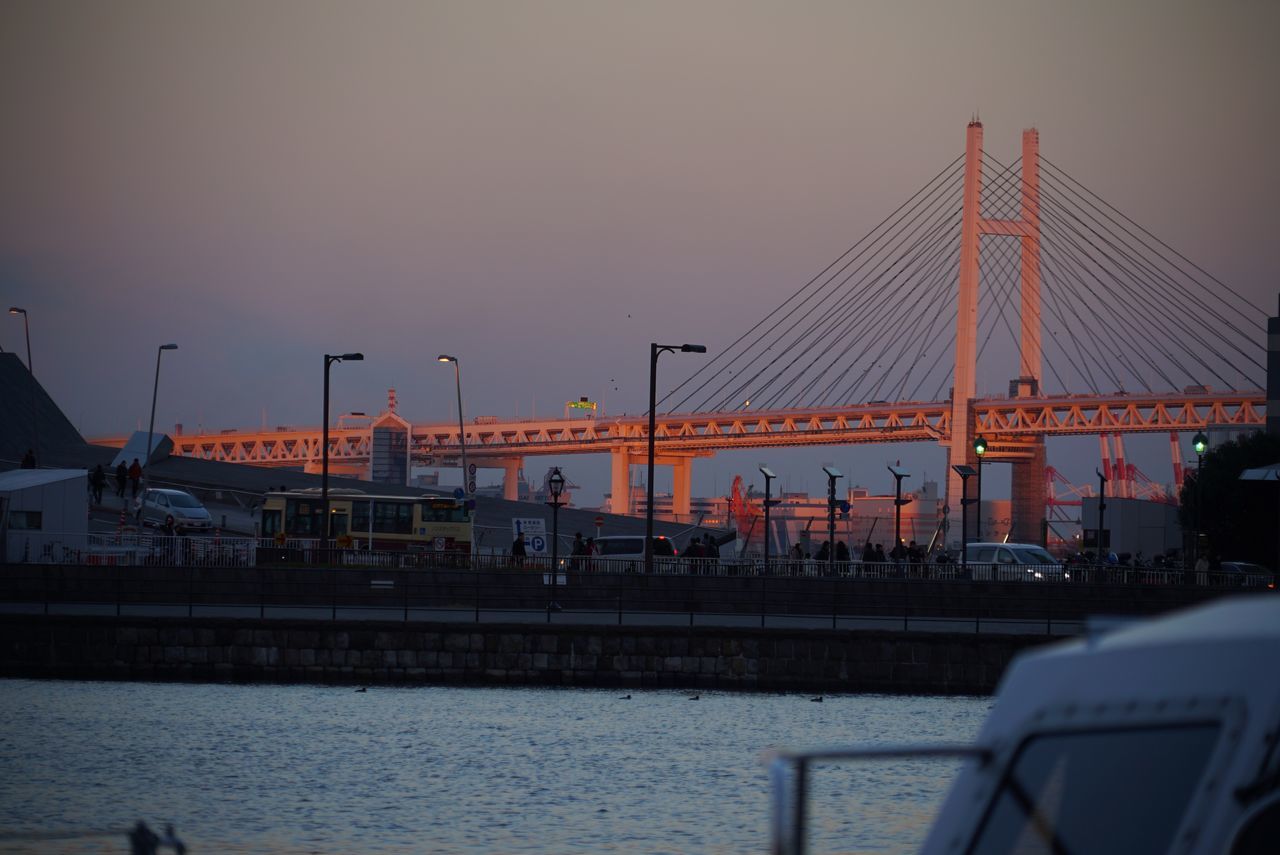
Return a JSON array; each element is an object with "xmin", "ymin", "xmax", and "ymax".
[{"xmin": 260, "ymin": 489, "xmax": 473, "ymax": 559}]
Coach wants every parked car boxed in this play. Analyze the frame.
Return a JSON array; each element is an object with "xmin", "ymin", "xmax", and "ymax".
[
  {"xmin": 963, "ymin": 542, "xmax": 1068, "ymax": 581},
  {"xmin": 1218, "ymin": 561, "xmax": 1277, "ymax": 589},
  {"xmin": 136, "ymin": 488, "xmax": 213, "ymax": 533}
]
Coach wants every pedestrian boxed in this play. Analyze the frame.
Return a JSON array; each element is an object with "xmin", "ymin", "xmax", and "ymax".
[
  {"xmin": 571, "ymin": 532, "xmax": 586, "ymax": 569},
  {"xmin": 511, "ymin": 532, "xmax": 527, "ymax": 568},
  {"xmin": 862, "ymin": 540, "xmax": 875, "ymax": 563},
  {"xmin": 127, "ymin": 458, "xmax": 143, "ymax": 497},
  {"xmin": 90, "ymin": 464, "xmax": 107, "ymax": 504},
  {"xmin": 115, "ymin": 461, "xmax": 127, "ymax": 498},
  {"xmin": 19, "ymin": 449, "xmax": 35, "ymax": 469},
  {"xmin": 874, "ymin": 543, "xmax": 887, "ymax": 564},
  {"xmin": 584, "ymin": 536, "xmax": 596, "ymax": 572},
  {"xmin": 835, "ymin": 540, "xmax": 851, "ymax": 574}
]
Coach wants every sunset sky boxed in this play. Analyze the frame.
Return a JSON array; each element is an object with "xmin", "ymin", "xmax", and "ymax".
[{"xmin": 3, "ymin": 1, "xmax": 1277, "ymax": 504}]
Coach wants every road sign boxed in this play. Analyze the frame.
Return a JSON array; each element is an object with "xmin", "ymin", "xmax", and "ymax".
[
  {"xmin": 467, "ymin": 479, "xmax": 477, "ymax": 493},
  {"xmin": 468, "ymin": 463, "xmax": 477, "ymax": 476},
  {"xmin": 594, "ymin": 515, "xmax": 604, "ymax": 528},
  {"xmin": 513, "ymin": 518, "xmax": 548, "ymax": 555}
]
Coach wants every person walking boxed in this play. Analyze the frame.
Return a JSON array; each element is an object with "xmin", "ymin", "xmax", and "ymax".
[
  {"xmin": 127, "ymin": 458, "xmax": 143, "ymax": 497},
  {"xmin": 115, "ymin": 461, "xmax": 127, "ymax": 498},
  {"xmin": 90, "ymin": 464, "xmax": 107, "ymax": 504},
  {"xmin": 570, "ymin": 532, "xmax": 586, "ymax": 570},
  {"xmin": 511, "ymin": 532, "xmax": 527, "ymax": 568},
  {"xmin": 584, "ymin": 536, "xmax": 597, "ymax": 572}
]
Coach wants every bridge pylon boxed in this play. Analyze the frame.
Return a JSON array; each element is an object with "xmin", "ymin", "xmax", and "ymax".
[{"xmin": 946, "ymin": 122, "xmax": 1047, "ymax": 544}]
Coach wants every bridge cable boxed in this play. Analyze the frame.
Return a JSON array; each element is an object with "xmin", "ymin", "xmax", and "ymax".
[
  {"xmin": 691, "ymin": 162, "xmax": 966, "ymax": 412},
  {"xmin": 1035, "ymin": 166, "xmax": 1264, "ymax": 385},
  {"xmin": 703, "ymin": 165, "xmax": 964, "ymax": 412},
  {"xmin": 660, "ymin": 154, "xmax": 966, "ymax": 413}
]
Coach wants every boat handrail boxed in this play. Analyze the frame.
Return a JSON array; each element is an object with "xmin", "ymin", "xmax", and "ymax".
[{"xmin": 764, "ymin": 743, "xmax": 993, "ymax": 855}]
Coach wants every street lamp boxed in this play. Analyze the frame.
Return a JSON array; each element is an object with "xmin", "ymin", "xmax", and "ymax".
[
  {"xmin": 546, "ymin": 467, "xmax": 566, "ymax": 617},
  {"xmin": 973, "ymin": 436, "xmax": 987, "ymax": 543},
  {"xmin": 888, "ymin": 464, "xmax": 912, "ymax": 565},
  {"xmin": 952, "ymin": 464, "xmax": 977, "ymax": 576},
  {"xmin": 437, "ymin": 355, "xmax": 470, "ymax": 496},
  {"xmin": 144, "ymin": 344, "xmax": 179, "ymax": 481},
  {"xmin": 323, "ymin": 352, "xmax": 364, "ymax": 545},
  {"xmin": 8, "ymin": 307, "xmax": 37, "ymax": 466},
  {"xmin": 759, "ymin": 466, "xmax": 778, "ymax": 574},
  {"xmin": 1192, "ymin": 431, "xmax": 1208, "ymax": 565},
  {"xmin": 822, "ymin": 466, "xmax": 843, "ymax": 576},
  {"xmin": 645, "ymin": 342, "xmax": 707, "ymax": 575}
]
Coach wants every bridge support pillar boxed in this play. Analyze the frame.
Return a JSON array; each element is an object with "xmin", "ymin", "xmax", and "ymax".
[
  {"xmin": 610, "ymin": 448, "xmax": 633, "ymax": 515},
  {"xmin": 671, "ymin": 457, "xmax": 692, "ymax": 519},
  {"xmin": 1010, "ymin": 439, "xmax": 1047, "ymax": 544},
  {"xmin": 500, "ymin": 458, "xmax": 523, "ymax": 501}
]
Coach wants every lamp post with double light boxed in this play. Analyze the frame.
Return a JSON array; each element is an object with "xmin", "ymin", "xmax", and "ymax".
[
  {"xmin": 546, "ymin": 467, "xmax": 566, "ymax": 617},
  {"xmin": 437, "ymin": 355, "xmax": 470, "ymax": 496},
  {"xmin": 144, "ymin": 343, "xmax": 179, "ymax": 482},
  {"xmin": 822, "ymin": 466, "xmax": 842, "ymax": 576},
  {"xmin": 7, "ymin": 307, "xmax": 37, "ymax": 466},
  {"xmin": 888, "ymin": 464, "xmax": 911, "ymax": 565},
  {"xmin": 322, "ymin": 352, "xmax": 364, "ymax": 547},
  {"xmin": 645, "ymin": 342, "xmax": 706, "ymax": 575},
  {"xmin": 759, "ymin": 466, "xmax": 777, "ymax": 575}
]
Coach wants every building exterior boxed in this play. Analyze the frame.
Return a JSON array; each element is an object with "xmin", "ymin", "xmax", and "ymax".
[{"xmin": 0, "ymin": 469, "xmax": 89, "ymax": 563}]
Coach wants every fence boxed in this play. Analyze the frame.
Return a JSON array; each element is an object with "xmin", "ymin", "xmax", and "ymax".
[{"xmin": 2, "ymin": 532, "xmax": 1274, "ymax": 589}]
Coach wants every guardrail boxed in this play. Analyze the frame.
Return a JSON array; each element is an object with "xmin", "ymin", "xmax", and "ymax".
[{"xmin": 3, "ymin": 533, "xmax": 1275, "ymax": 589}]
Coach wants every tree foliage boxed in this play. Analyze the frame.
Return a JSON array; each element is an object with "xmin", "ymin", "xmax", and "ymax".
[{"xmin": 1178, "ymin": 431, "xmax": 1280, "ymax": 568}]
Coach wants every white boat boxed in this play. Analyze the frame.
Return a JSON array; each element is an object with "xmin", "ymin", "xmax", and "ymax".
[{"xmin": 769, "ymin": 596, "xmax": 1280, "ymax": 854}]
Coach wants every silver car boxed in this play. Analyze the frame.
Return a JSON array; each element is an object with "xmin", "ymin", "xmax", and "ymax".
[{"xmin": 136, "ymin": 488, "xmax": 213, "ymax": 533}]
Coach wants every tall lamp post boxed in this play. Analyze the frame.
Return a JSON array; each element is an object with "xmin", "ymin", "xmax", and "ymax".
[
  {"xmin": 1192, "ymin": 431, "xmax": 1208, "ymax": 565},
  {"xmin": 759, "ymin": 466, "xmax": 777, "ymax": 574},
  {"xmin": 973, "ymin": 436, "xmax": 988, "ymax": 543},
  {"xmin": 645, "ymin": 342, "xmax": 706, "ymax": 575},
  {"xmin": 952, "ymin": 465, "xmax": 977, "ymax": 576},
  {"xmin": 7, "ymin": 307, "xmax": 37, "ymax": 466},
  {"xmin": 144, "ymin": 343, "xmax": 179, "ymax": 481},
  {"xmin": 822, "ymin": 466, "xmax": 843, "ymax": 576},
  {"xmin": 888, "ymin": 464, "xmax": 911, "ymax": 563},
  {"xmin": 437, "ymin": 355, "xmax": 470, "ymax": 495},
  {"xmin": 546, "ymin": 467, "xmax": 566, "ymax": 617},
  {"xmin": 322, "ymin": 352, "xmax": 364, "ymax": 544}
]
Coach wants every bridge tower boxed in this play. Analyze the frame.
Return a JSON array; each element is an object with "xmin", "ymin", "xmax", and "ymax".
[{"xmin": 946, "ymin": 122, "xmax": 1046, "ymax": 543}]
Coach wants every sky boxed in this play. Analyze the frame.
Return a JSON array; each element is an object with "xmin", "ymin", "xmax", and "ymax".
[{"xmin": 3, "ymin": 1, "xmax": 1278, "ymax": 506}]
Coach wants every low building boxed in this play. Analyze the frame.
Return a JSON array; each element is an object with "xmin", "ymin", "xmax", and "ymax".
[{"xmin": 0, "ymin": 469, "xmax": 89, "ymax": 562}]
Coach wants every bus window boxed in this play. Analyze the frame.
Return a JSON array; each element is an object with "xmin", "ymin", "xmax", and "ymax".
[
  {"xmin": 351, "ymin": 500, "xmax": 371, "ymax": 533},
  {"xmin": 373, "ymin": 500, "xmax": 413, "ymax": 534},
  {"xmin": 286, "ymin": 499, "xmax": 319, "ymax": 537},
  {"xmin": 262, "ymin": 508, "xmax": 282, "ymax": 537}
]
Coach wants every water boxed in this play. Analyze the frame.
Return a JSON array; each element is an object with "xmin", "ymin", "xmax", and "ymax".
[{"xmin": 0, "ymin": 681, "xmax": 990, "ymax": 853}]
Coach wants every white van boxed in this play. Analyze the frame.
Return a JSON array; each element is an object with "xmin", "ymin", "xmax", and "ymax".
[
  {"xmin": 136, "ymin": 488, "xmax": 214, "ymax": 533},
  {"xmin": 963, "ymin": 542, "xmax": 1067, "ymax": 581},
  {"xmin": 589, "ymin": 536, "xmax": 677, "ymax": 572}
]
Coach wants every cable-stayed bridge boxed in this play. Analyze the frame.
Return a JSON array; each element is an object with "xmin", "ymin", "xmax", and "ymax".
[{"xmin": 95, "ymin": 122, "xmax": 1266, "ymax": 540}]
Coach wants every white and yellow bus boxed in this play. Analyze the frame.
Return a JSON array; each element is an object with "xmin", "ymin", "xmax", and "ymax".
[{"xmin": 260, "ymin": 489, "xmax": 473, "ymax": 557}]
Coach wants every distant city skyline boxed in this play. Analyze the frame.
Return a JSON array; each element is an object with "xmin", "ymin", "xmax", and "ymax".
[{"xmin": 3, "ymin": 1, "xmax": 1277, "ymax": 505}]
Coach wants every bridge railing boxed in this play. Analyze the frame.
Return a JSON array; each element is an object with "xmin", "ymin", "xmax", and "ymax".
[{"xmin": 3, "ymin": 531, "xmax": 256, "ymax": 569}]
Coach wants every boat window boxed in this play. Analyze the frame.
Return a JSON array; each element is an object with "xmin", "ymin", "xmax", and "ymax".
[{"xmin": 968, "ymin": 723, "xmax": 1220, "ymax": 855}]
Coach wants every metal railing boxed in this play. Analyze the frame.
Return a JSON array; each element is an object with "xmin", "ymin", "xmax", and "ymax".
[{"xmin": 2, "ymin": 533, "xmax": 1275, "ymax": 589}]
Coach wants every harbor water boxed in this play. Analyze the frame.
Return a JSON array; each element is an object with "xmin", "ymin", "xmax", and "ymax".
[{"xmin": 0, "ymin": 680, "xmax": 990, "ymax": 853}]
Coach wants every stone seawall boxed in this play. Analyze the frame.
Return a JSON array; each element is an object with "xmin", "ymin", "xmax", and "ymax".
[{"xmin": 0, "ymin": 615, "xmax": 1051, "ymax": 694}]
